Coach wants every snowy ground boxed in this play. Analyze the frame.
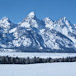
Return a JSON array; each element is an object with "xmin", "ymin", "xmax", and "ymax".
[
  {"xmin": 0, "ymin": 62, "xmax": 76, "ymax": 76},
  {"xmin": 0, "ymin": 52, "xmax": 76, "ymax": 58},
  {"xmin": 0, "ymin": 52, "xmax": 76, "ymax": 76}
]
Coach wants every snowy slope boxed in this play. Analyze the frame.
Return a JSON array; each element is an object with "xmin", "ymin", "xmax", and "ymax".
[
  {"xmin": 45, "ymin": 17, "xmax": 76, "ymax": 47},
  {"xmin": 40, "ymin": 29, "xmax": 74, "ymax": 51},
  {"xmin": 0, "ymin": 12, "xmax": 76, "ymax": 52},
  {"xmin": 56, "ymin": 17, "xmax": 76, "ymax": 46}
]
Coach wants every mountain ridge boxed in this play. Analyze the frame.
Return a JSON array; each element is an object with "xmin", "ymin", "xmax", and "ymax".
[{"xmin": 0, "ymin": 12, "xmax": 76, "ymax": 52}]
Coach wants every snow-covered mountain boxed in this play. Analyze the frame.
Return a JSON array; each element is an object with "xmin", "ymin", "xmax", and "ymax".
[{"xmin": 0, "ymin": 12, "xmax": 76, "ymax": 52}]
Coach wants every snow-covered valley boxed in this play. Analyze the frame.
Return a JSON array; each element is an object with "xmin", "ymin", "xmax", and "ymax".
[
  {"xmin": 0, "ymin": 52, "xmax": 76, "ymax": 76},
  {"xmin": 0, "ymin": 62, "xmax": 76, "ymax": 76}
]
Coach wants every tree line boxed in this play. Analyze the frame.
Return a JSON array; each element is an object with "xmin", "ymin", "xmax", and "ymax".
[{"xmin": 0, "ymin": 56, "xmax": 76, "ymax": 64}]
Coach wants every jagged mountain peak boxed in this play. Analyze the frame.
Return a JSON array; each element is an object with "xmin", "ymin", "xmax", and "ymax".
[
  {"xmin": 61, "ymin": 17, "xmax": 67, "ymax": 21},
  {"xmin": 1, "ymin": 17, "xmax": 9, "ymax": 21},
  {"xmin": 24, "ymin": 11, "xmax": 36, "ymax": 20},
  {"xmin": 0, "ymin": 17, "xmax": 12, "ymax": 25},
  {"xmin": 58, "ymin": 17, "xmax": 70, "ymax": 24},
  {"xmin": 56, "ymin": 17, "xmax": 72, "ymax": 27},
  {"xmin": 0, "ymin": 17, "xmax": 12, "ymax": 30},
  {"xmin": 0, "ymin": 17, "xmax": 12, "ymax": 23},
  {"xmin": 44, "ymin": 17, "xmax": 54, "ymax": 22},
  {"xmin": 0, "ymin": 17, "xmax": 17, "ymax": 34},
  {"xmin": 28, "ymin": 11, "xmax": 35, "ymax": 18},
  {"xmin": 43, "ymin": 17, "xmax": 54, "ymax": 29},
  {"xmin": 20, "ymin": 11, "xmax": 39, "ymax": 28}
]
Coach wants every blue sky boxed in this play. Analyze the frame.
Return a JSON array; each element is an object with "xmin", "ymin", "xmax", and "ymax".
[{"xmin": 0, "ymin": 0, "xmax": 76, "ymax": 23}]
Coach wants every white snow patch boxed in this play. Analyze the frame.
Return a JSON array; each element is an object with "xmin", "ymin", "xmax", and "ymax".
[
  {"xmin": 20, "ymin": 22, "xmax": 30, "ymax": 28},
  {"xmin": 9, "ymin": 28, "xmax": 17, "ymax": 33},
  {"xmin": 28, "ymin": 11, "xmax": 35, "ymax": 18}
]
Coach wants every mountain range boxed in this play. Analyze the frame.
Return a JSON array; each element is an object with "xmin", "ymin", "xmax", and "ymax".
[{"xmin": 0, "ymin": 12, "xmax": 76, "ymax": 52}]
